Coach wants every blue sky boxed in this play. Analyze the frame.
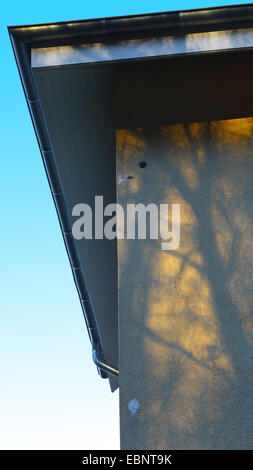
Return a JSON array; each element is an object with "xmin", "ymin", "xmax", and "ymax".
[{"xmin": 0, "ymin": 0, "xmax": 249, "ymax": 450}]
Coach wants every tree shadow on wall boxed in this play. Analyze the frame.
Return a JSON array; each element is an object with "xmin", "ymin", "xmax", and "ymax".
[{"xmin": 117, "ymin": 117, "xmax": 253, "ymax": 450}]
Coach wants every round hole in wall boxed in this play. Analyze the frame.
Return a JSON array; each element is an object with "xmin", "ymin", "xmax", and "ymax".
[{"xmin": 139, "ymin": 161, "xmax": 147, "ymax": 169}]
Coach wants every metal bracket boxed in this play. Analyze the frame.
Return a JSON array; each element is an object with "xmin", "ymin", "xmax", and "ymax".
[{"xmin": 91, "ymin": 340, "xmax": 119, "ymax": 377}]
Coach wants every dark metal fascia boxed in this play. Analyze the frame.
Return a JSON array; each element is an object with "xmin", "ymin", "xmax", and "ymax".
[{"xmin": 7, "ymin": 4, "xmax": 253, "ymax": 49}]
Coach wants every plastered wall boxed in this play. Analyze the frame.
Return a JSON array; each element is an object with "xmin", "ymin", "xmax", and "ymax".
[{"xmin": 117, "ymin": 54, "xmax": 253, "ymax": 449}]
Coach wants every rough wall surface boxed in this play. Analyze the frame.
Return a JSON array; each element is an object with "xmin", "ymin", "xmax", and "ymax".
[{"xmin": 117, "ymin": 117, "xmax": 253, "ymax": 449}]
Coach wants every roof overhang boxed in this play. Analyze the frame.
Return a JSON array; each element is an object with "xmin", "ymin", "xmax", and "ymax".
[{"xmin": 8, "ymin": 3, "xmax": 253, "ymax": 391}]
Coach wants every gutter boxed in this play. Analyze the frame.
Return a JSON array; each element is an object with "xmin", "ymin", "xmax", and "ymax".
[{"xmin": 8, "ymin": 4, "xmax": 253, "ymax": 47}]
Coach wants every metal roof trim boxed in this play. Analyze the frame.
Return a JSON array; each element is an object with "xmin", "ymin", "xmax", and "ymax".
[{"xmin": 8, "ymin": 4, "xmax": 253, "ymax": 47}]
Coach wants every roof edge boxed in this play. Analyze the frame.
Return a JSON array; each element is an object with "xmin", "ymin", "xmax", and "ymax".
[{"xmin": 8, "ymin": 4, "xmax": 253, "ymax": 46}]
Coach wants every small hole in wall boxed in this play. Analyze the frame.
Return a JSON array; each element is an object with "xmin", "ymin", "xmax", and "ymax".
[
  {"xmin": 139, "ymin": 161, "xmax": 147, "ymax": 169},
  {"xmin": 127, "ymin": 175, "xmax": 134, "ymax": 179}
]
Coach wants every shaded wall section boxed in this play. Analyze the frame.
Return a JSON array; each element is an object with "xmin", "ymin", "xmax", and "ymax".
[
  {"xmin": 117, "ymin": 53, "xmax": 253, "ymax": 449},
  {"xmin": 117, "ymin": 51, "xmax": 253, "ymax": 128}
]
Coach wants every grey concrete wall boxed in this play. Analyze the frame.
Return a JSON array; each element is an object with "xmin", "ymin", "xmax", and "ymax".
[{"xmin": 117, "ymin": 55, "xmax": 253, "ymax": 449}]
